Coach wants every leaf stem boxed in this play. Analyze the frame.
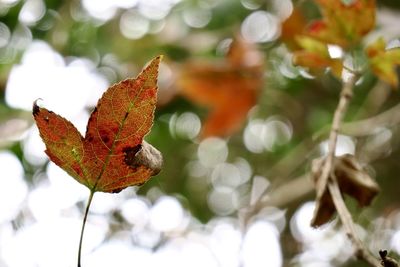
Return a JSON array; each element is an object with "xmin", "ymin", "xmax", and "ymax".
[{"xmin": 77, "ymin": 190, "xmax": 95, "ymax": 267}]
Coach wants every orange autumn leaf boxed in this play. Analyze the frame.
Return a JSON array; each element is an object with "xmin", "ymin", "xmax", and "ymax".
[
  {"xmin": 178, "ymin": 38, "xmax": 264, "ymax": 138},
  {"xmin": 366, "ymin": 37, "xmax": 400, "ymax": 88},
  {"xmin": 307, "ymin": 0, "xmax": 375, "ymax": 48},
  {"xmin": 33, "ymin": 56, "xmax": 163, "ymax": 193}
]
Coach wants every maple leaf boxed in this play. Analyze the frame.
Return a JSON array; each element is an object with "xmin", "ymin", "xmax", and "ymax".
[
  {"xmin": 33, "ymin": 56, "xmax": 163, "ymax": 267},
  {"xmin": 177, "ymin": 37, "xmax": 264, "ymax": 138},
  {"xmin": 366, "ymin": 37, "xmax": 400, "ymax": 88},
  {"xmin": 307, "ymin": 0, "xmax": 375, "ymax": 48},
  {"xmin": 33, "ymin": 56, "xmax": 163, "ymax": 193}
]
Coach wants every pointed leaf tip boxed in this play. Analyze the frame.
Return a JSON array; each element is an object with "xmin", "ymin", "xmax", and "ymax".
[
  {"xmin": 32, "ymin": 98, "xmax": 43, "ymax": 116},
  {"xmin": 148, "ymin": 55, "xmax": 163, "ymax": 69},
  {"xmin": 33, "ymin": 101, "xmax": 40, "ymax": 116}
]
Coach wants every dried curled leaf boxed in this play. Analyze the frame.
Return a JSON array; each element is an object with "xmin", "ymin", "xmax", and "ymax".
[
  {"xmin": 33, "ymin": 56, "xmax": 163, "ymax": 193},
  {"xmin": 311, "ymin": 154, "xmax": 380, "ymax": 227},
  {"xmin": 178, "ymin": 37, "xmax": 264, "ymax": 138}
]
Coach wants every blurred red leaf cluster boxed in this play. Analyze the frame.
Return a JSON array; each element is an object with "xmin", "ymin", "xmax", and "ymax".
[
  {"xmin": 177, "ymin": 37, "xmax": 264, "ymax": 138},
  {"xmin": 283, "ymin": 0, "xmax": 400, "ymax": 87}
]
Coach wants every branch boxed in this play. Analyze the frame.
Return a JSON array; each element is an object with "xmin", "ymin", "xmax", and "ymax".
[
  {"xmin": 242, "ymin": 78, "xmax": 389, "ymax": 220},
  {"xmin": 340, "ymin": 101, "xmax": 400, "ymax": 137},
  {"xmin": 328, "ymin": 178, "xmax": 380, "ymax": 267},
  {"xmin": 240, "ymin": 174, "xmax": 313, "ymax": 228},
  {"xmin": 354, "ymin": 81, "xmax": 390, "ymax": 119},
  {"xmin": 313, "ymin": 81, "xmax": 391, "ymax": 140},
  {"xmin": 312, "ymin": 75, "xmax": 380, "ymax": 266},
  {"xmin": 241, "ymin": 77, "xmax": 388, "ymax": 266},
  {"xmin": 315, "ymin": 75, "xmax": 356, "ymax": 200}
]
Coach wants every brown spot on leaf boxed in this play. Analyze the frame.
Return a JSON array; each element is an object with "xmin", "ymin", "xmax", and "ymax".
[
  {"xmin": 123, "ymin": 144, "xmax": 142, "ymax": 170},
  {"xmin": 87, "ymin": 134, "xmax": 94, "ymax": 142},
  {"xmin": 99, "ymin": 129, "xmax": 112, "ymax": 147},
  {"xmin": 101, "ymin": 135, "xmax": 110, "ymax": 144}
]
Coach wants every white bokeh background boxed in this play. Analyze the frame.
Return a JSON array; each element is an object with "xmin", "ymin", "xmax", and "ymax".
[{"xmin": 0, "ymin": 1, "xmax": 288, "ymax": 265}]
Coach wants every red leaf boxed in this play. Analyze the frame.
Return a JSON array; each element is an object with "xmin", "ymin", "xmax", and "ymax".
[{"xmin": 33, "ymin": 56, "xmax": 163, "ymax": 193}]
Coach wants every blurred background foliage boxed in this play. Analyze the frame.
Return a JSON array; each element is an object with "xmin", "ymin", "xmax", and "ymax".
[{"xmin": 1, "ymin": 0, "xmax": 400, "ymax": 266}]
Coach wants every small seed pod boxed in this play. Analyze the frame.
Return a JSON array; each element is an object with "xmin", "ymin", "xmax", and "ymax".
[{"xmin": 380, "ymin": 250, "xmax": 399, "ymax": 267}]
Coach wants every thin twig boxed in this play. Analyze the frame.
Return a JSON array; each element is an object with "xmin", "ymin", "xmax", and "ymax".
[
  {"xmin": 354, "ymin": 81, "xmax": 390, "ymax": 119},
  {"xmin": 314, "ymin": 75, "xmax": 380, "ymax": 266},
  {"xmin": 328, "ymin": 178, "xmax": 380, "ymax": 267},
  {"xmin": 313, "ymin": 81, "xmax": 390, "ymax": 140},
  {"xmin": 341, "ymin": 101, "xmax": 400, "ymax": 137},
  {"xmin": 315, "ymin": 75, "xmax": 356, "ymax": 200},
  {"xmin": 266, "ymin": 139, "xmax": 316, "ymax": 179},
  {"xmin": 241, "ymin": 174, "xmax": 313, "ymax": 227}
]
